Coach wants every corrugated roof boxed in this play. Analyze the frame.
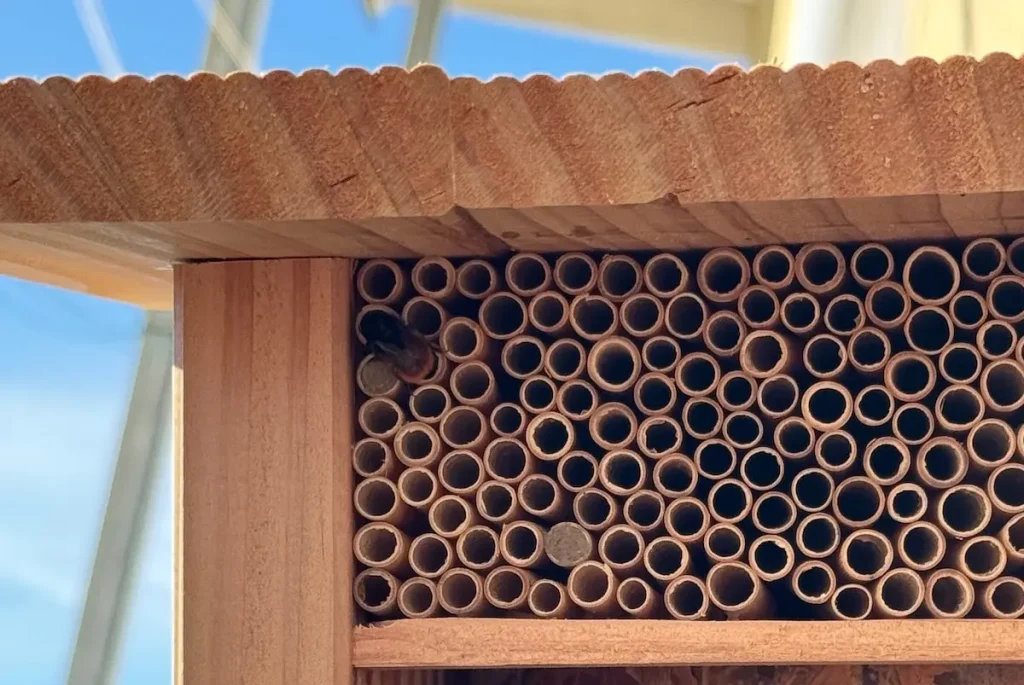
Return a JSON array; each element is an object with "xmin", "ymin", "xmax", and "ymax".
[{"xmin": 2, "ymin": 57, "xmax": 1024, "ymax": 308}]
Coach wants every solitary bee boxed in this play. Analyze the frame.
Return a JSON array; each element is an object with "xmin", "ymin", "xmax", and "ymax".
[{"xmin": 360, "ymin": 308, "xmax": 438, "ymax": 383}]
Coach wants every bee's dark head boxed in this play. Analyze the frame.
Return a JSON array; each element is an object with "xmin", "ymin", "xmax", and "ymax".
[{"xmin": 360, "ymin": 308, "xmax": 405, "ymax": 347}]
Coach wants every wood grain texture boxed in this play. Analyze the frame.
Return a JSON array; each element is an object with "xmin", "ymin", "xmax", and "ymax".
[
  {"xmin": 175, "ymin": 258, "xmax": 355, "ymax": 685},
  {"xmin": 353, "ymin": 619, "xmax": 1024, "ymax": 668},
  {"xmin": 7, "ymin": 56, "xmax": 1024, "ymax": 306}
]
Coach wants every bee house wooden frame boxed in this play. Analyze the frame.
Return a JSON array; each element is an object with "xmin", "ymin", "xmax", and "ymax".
[{"xmin": 5, "ymin": 58, "xmax": 1024, "ymax": 683}]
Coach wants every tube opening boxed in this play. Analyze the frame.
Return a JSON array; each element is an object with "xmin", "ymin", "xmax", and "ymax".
[
  {"xmin": 724, "ymin": 413, "xmax": 761, "ymax": 448},
  {"xmin": 1010, "ymin": 240, "xmax": 1024, "ymax": 274},
  {"xmin": 602, "ymin": 528, "xmax": 642, "ymax": 566},
  {"xmin": 486, "ymin": 568, "xmax": 527, "ymax": 606},
  {"xmin": 851, "ymin": 329, "xmax": 887, "ymax": 368},
  {"xmin": 964, "ymin": 539, "xmax": 1002, "ymax": 578},
  {"xmin": 457, "ymin": 261, "xmax": 495, "ymax": 298},
  {"xmin": 901, "ymin": 525, "xmax": 941, "ymax": 567},
  {"xmin": 570, "ymin": 564, "xmax": 611, "ymax": 604},
  {"xmin": 754, "ymin": 539, "xmax": 790, "ymax": 575},
  {"xmin": 739, "ymin": 287, "xmax": 777, "ymax": 326},
  {"xmin": 965, "ymin": 240, "xmax": 1003, "ymax": 279},
  {"xmin": 442, "ymin": 321, "xmax": 481, "ymax": 362},
  {"xmin": 441, "ymin": 408, "xmax": 483, "ymax": 447},
  {"xmin": 754, "ymin": 493, "xmax": 795, "ymax": 531},
  {"xmin": 618, "ymin": 578, "xmax": 650, "ymax": 612},
  {"xmin": 952, "ymin": 291, "xmax": 985, "ymax": 327},
  {"xmin": 708, "ymin": 564, "xmax": 756, "ymax": 608},
  {"xmin": 992, "ymin": 278, "xmax": 1024, "ymax": 319},
  {"xmin": 359, "ymin": 261, "xmax": 399, "ymax": 301},
  {"xmin": 803, "ymin": 248, "xmax": 839, "ymax": 287},
  {"xmin": 703, "ymin": 253, "xmax": 744, "ymax": 296},
  {"xmin": 806, "ymin": 336, "xmax": 844, "ymax": 375},
  {"xmin": 760, "ymin": 376, "xmax": 797, "ymax": 415},
  {"xmin": 939, "ymin": 387, "xmax": 982, "ymax": 427},
  {"xmin": 521, "ymin": 477, "xmax": 557, "ymax": 512},
  {"xmin": 400, "ymin": 425, "xmax": 437, "ymax": 463},
  {"xmin": 622, "ymin": 295, "xmax": 662, "ymax": 334},
  {"xmin": 741, "ymin": 449, "xmax": 782, "ymax": 489},
  {"xmin": 432, "ymin": 498, "xmax": 471, "ymax": 534},
  {"xmin": 646, "ymin": 254, "xmax": 685, "ymax": 294},
  {"xmin": 793, "ymin": 470, "xmax": 832, "ymax": 510},
  {"xmin": 755, "ymin": 247, "xmax": 792, "ymax": 286},
  {"xmin": 846, "ymin": 536, "xmax": 888, "ymax": 576},
  {"xmin": 696, "ymin": 441, "xmax": 735, "ymax": 479},
  {"xmin": 866, "ymin": 441, "xmax": 908, "ymax": 482},
  {"xmin": 834, "ymin": 585, "xmax": 871, "ymax": 619},
  {"xmin": 705, "ymin": 312, "xmax": 741, "ymax": 351},
  {"xmin": 522, "ymin": 377, "xmax": 555, "ymax": 412},
  {"xmin": 411, "ymin": 535, "xmax": 451, "ymax": 575},
  {"xmin": 353, "ymin": 440, "xmax": 388, "ymax": 477},
  {"xmin": 529, "ymin": 581, "xmax": 564, "ymax": 614},
  {"xmin": 992, "ymin": 580, "xmax": 1024, "ymax": 615},
  {"xmin": 942, "ymin": 346, "xmax": 981, "ymax": 383},
  {"xmin": 604, "ymin": 452, "xmax": 643, "ymax": 491},
  {"xmin": 836, "ymin": 480, "xmax": 882, "ymax": 525},
  {"xmin": 891, "ymin": 488, "xmax": 925, "ymax": 521},
  {"xmin": 572, "ymin": 297, "xmax": 616, "ymax": 337},
  {"xmin": 546, "ymin": 340, "xmax": 583, "ymax": 380},
  {"xmin": 880, "ymin": 572, "xmax": 921, "ymax": 613},
  {"xmin": 441, "ymin": 452, "xmax": 482, "ymax": 491},
  {"xmin": 531, "ymin": 292, "xmax": 567, "ymax": 330},
  {"xmin": 1009, "ymin": 518, "xmax": 1024, "ymax": 551},
  {"xmin": 594, "ymin": 343, "xmax": 638, "ymax": 387},
  {"xmin": 637, "ymin": 375, "xmax": 674, "ymax": 413},
  {"xmin": 852, "ymin": 245, "xmax": 891, "ymax": 283},
  {"xmin": 362, "ymin": 399, "xmax": 400, "ymax": 436},
  {"xmin": 985, "ymin": 361, "xmax": 1024, "ymax": 407},
  {"xmin": 575, "ymin": 490, "xmax": 614, "ymax": 528},
  {"xmin": 478, "ymin": 482, "xmax": 514, "ymax": 519},
  {"xmin": 869, "ymin": 284, "xmax": 907, "ymax": 324},
  {"xmin": 452, "ymin": 364, "xmax": 493, "ymax": 404},
  {"xmin": 491, "ymin": 403, "xmax": 525, "ymax": 437},
  {"xmin": 643, "ymin": 337, "xmax": 680, "ymax": 372},
  {"xmin": 485, "ymin": 440, "xmax": 528, "ymax": 481},
  {"xmin": 683, "ymin": 399, "xmax": 721, "ymax": 436},
  {"xmin": 666, "ymin": 294, "xmax": 706, "ymax": 338},
  {"xmin": 531, "ymin": 416, "xmax": 570, "ymax": 456},
  {"xmin": 907, "ymin": 250, "xmax": 957, "ymax": 302},
  {"xmin": 504, "ymin": 524, "xmax": 540, "ymax": 561},
  {"xmin": 923, "ymin": 441, "xmax": 963, "ymax": 484},
  {"xmin": 782, "ymin": 294, "xmax": 817, "ymax": 330},
  {"xmin": 460, "ymin": 528, "xmax": 498, "ymax": 568},
  {"xmin": 993, "ymin": 466, "xmax": 1024, "ymax": 508},
  {"xmin": 678, "ymin": 355, "xmax": 717, "ymax": 394},
  {"xmin": 357, "ymin": 573, "xmax": 395, "ymax": 609},
  {"xmin": 559, "ymin": 453, "xmax": 596, "ymax": 490},
  {"xmin": 707, "ymin": 525, "xmax": 742, "ymax": 559},
  {"xmin": 504, "ymin": 338, "xmax": 543, "ymax": 377},
  {"xmin": 440, "ymin": 571, "xmax": 479, "ymax": 611},
  {"xmin": 400, "ymin": 579, "xmax": 436, "ymax": 616},
  {"xmin": 807, "ymin": 386, "xmax": 847, "ymax": 425},
  {"xmin": 895, "ymin": 405, "xmax": 931, "ymax": 443},
  {"xmin": 800, "ymin": 516, "xmax": 838, "ymax": 555},
  {"xmin": 405, "ymin": 298, "xmax": 444, "ymax": 339},
  {"xmin": 356, "ymin": 479, "xmax": 397, "ymax": 519},
  {"xmin": 667, "ymin": 578, "xmax": 706, "ymax": 618},
  {"xmin": 647, "ymin": 538, "xmax": 685, "ymax": 576},
  {"xmin": 890, "ymin": 357, "xmax": 931, "ymax": 396},
  {"xmin": 981, "ymin": 321, "xmax": 1015, "ymax": 357},
  {"xmin": 625, "ymin": 492, "xmax": 663, "ymax": 528},
  {"xmin": 411, "ymin": 386, "xmax": 449, "ymax": 423},
  {"xmin": 745, "ymin": 334, "xmax": 783, "ymax": 374},
  {"xmin": 357, "ymin": 525, "xmax": 399, "ymax": 564},
  {"xmin": 826, "ymin": 298, "xmax": 862, "ymax": 335},
  {"xmin": 556, "ymin": 254, "xmax": 595, "ymax": 292},
  {"xmin": 399, "ymin": 469, "xmax": 436, "ymax": 505},
  {"xmin": 668, "ymin": 499, "xmax": 706, "ymax": 538},
  {"xmin": 796, "ymin": 565, "xmax": 831, "ymax": 600},
  {"xmin": 906, "ymin": 307, "xmax": 952, "ymax": 353},
  {"xmin": 560, "ymin": 381, "xmax": 596, "ymax": 418},
  {"xmin": 818, "ymin": 432, "xmax": 854, "ymax": 469},
  {"xmin": 480, "ymin": 293, "xmax": 526, "ymax": 337},
  {"xmin": 932, "ymin": 576, "xmax": 969, "ymax": 615},
  {"xmin": 721, "ymin": 374, "xmax": 755, "ymax": 409},
  {"xmin": 601, "ymin": 259, "xmax": 639, "ymax": 298},
  {"xmin": 655, "ymin": 457, "xmax": 696, "ymax": 496},
  {"xmin": 593, "ymin": 409, "xmax": 634, "ymax": 446},
  {"xmin": 941, "ymin": 488, "xmax": 987, "ymax": 535},
  {"xmin": 857, "ymin": 387, "xmax": 892, "ymax": 423},
  {"xmin": 710, "ymin": 481, "xmax": 749, "ymax": 521},
  {"xmin": 508, "ymin": 254, "xmax": 549, "ymax": 293}
]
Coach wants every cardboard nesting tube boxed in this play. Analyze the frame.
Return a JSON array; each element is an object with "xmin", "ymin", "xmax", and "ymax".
[
  {"xmin": 934, "ymin": 383, "xmax": 984, "ymax": 434},
  {"xmin": 704, "ymin": 522, "xmax": 746, "ymax": 564},
  {"xmin": 439, "ymin": 405, "xmax": 490, "ymax": 454},
  {"xmin": 573, "ymin": 488, "xmax": 621, "ymax": 533},
  {"xmin": 666, "ymin": 292, "xmax": 709, "ymax": 341},
  {"xmin": 501, "ymin": 334, "xmax": 546, "ymax": 379},
  {"xmin": 872, "ymin": 568, "xmax": 925, "ymax": 618},
  {"xmin": 402, "ymin": 296, "xmax": 449, "ymax": 341},
  {"xmin": 977, "ymin": 319, "xmax": 1017, "ymax": 361},
  {"xmin": 814, "ymin": 430, "xmax": 857, "ymax": 474},
  {"xmin": 903, "ymin": 245, "xmax": 960, "ymax": 306},
  {"xmin": 588, "ymin": 335, "xmax": 641, "ymax": 393},
  {"xmin": 829, "ymin": 584, "xmax": 873, "ymax": 621},
  {"xmin": 1008, "ymin": 236, "xmax": 1024, "ymax": 277},
  {"xmin": 893, "ymin": 403, "xmax": 935, "ymax": 446},
  {"xmin": 717, "ymin": 370, "xmax": 756, "ymax": 412},
  {"xmin": 617, "ymin": 577, "xmax": 662, "ymax": 618},
  {"xmin": 752, "ymin": 244, "xmax": 795, "ymax": 291},
  {"xmin": 895, "ymin": 521, "xmax": 946, "ymax": 572},
  {"xmin": 525, "ymin": 411, "xmax": 575, "ymax": 461},
  {"xmin": 988, "ymin": 463, "xmax": 1024, "ymax": 519},
  {"xmin": 411, "ymin": 256, "xmax": 457, "ymax": 302},
  {"xmin": 938, "ymin": 342, "xmax": 983, "ymax": 385},
  {"xmin": 824, "ymin": 294, "xmax": 865, "ymax": 337},
  {"xmin": 884, "ymin": 351, "xmax": 936, "ymax": 403},
  {"xmin": 499, "ymin": 520, "xmax": 548, "ymax": 569},
  {"xmin": 528, "ymin": 290, "xmax": 571, "ymax": 336},
  {"xmin": 518, "ymin": 473, "xmax": 568, "ymax": 521},
  {"xmin": 476, "ymin": 481, "xmax": 521, "ymax": 525},
  {"xmin": 665, "ymin": 575, "xmax": 711, "ymax": 620},
  {"xmin": 554, "ymin": 252, "xmax": 598, "ymax": 296},
  {"xmin": 568, "ymin": 561, "xmax": 620, "ymax": 616},
  {"xmin": 850, "ymin": 242, "xmax": 894, "ymax": 288},
  {"xmin": 694, "ymin": 439, "xmax": 736, "ymax": 482},
  {"xmin": 737, "ymin": 285, "xmax": 780, "ymax": 330},
  {"xmin": 998, "ymin": 512, "xmax": 1024, "ymax": 569},
  {"xmin": 354, "ymin": 477, "xmax": 410, "ymax": 525},
  {"xmin": 644, "ymin": 252, "xmax": 690, "ymax": 297},
  {"xmin": 398, "ymin": 577, "xmax": 442, "ymax": 619},
  {"xmin": 839, "ymin": 529, "xmax": 894, "ymax": 582},
  {"xmin": 450, "ymin": 361, "xmax": 498, "ymax": 411},
  {"xmin": 623, "ymin": 489, "xmax": 666, "ymax": 538},
  {"xmin": 597, "ymin": 254, "xmax": 642, "ymax": 302},
  {"xmin": 456, "ymin": 525, "xmax": 501, "ymax": 572},
  {"xmin": 801, "ymin": 381, "xmax": 853, "ymax": 432},
  {"xmin": 665, "ymin": 497, "xmax": 710, "ymax": 544},
  {"xmin": 682, "ymin": 397, "xmax": 724, "ymax": 440},
  {"xmin": 697, "ymin": 247, "xmax": 750, "ymax": 303},
  {"xmin": 979, "ymin": 577, "xmax": 1024, "ymax": 618},
  {"xmin": 752, "ymin": 491, "xmax": 797, "ymax": 535},
  {"xmin": 933, "ymin": 484, "xmax": 992, "ymax": 540},
  {"xmin": 795, "ymin": 242, "xmax": 846, "ymax": 296},
  {"xmin": 644, "ymin": 535, "xmax": 691, "ymax": 587},
  {"xmin": 642, "ymin": 335, "xmax": 682, "ymax": 374},
  {"xmin": 887, "ymin": 483, "xmax": 928, "ymax": 524},
  {"xmin": 863, "ymin": 437, "xmax": 911, "ymax": 486},
  {"xmin": 544, "ymin": 338, "xmax": 586, "ymax": 381},
  {"xmin": 352, "ymin": 437, "xmax": 397, "ymax": 479},
  {"xmin": 854, "ymin": 384, "xmax": 895, "ymax": 427},
  {"xmin": 354, "ymin": 568, "xmax": 401, "ymax": 618},
  {"xmin": 950, "ymin": 289, "xmax": 989, "ymax": 331},
  {"xmin": 409, "ymin": 384, "xmax": 452, "ymax": 425},
  {"xmin": 833, "ymin": 477, "xmax": 885, "ymax": 530},
  {"xmin": 653, "ymin": 454, "xmax": 699, "ymax": 499},
  {"xmin": 557, "ymin": 379, "xmax": 599, "ymax": 421},
  {"xmin": 357, "ymin": 258, "xmax": 407, "ymax": 305},
  {"xmin": 621, "ymin": 292, "xmax": 665, "ymax": 337},
  {"xmin": 557, "ymin": 450, "xmax": 599, "ymax": 493},
  {"xmin": 780, "ymin": 291, "xmax": 821, "ymax": 337},
  {"xmin": 707, "ymin": 478, "xmax": 753, "ymax": 525},
  {"xmin": 438, "ymin": 450, "xmax": 485, "ymax": 498},
  {"xmin": 483, "ymin": 437, "xmax": 535, "ymax": 484},
  {"xmin": 437, "ymin": 568, "xmax": 488, "ymax": 616},
  {"xmin": 484, "ymin": 565, "xmax": 537, "ymax": 611},
  {"xmin": 865, "ymin": 280, "xmax": 911, "ymax": 330},
  {"xmin": 354, "ymin": 522, "xmax": 411, "ymax": 575},
  {"xmin": 847, "ymin": 326, "xmax": 891, "ymax": 376},
  {"xmin": 589, "ymin": 402, "xmax": 637, "ymax": 450},
  {"xmin": 903, "ymin": 305, "xmax": 954, "ymax": 356},
  {"xmin": 638, "ymin": 415, "xmax": 683, "ymax": 459},
  {"xmin": 428, "ymin": 494, "xmax": 479, "ymax": 539},
  {"xmin": 986, "ymin": 274, "xmax": 1024, "ymax": 323},
  {"xmin": 739, "ymin": 446, "xmax": 785, "ymax": 492},
  {"xmin": 409, "ymin": 532, "xmax": 455, "ymax": 579},
  {"xmin": 796, "ymin": 512, "xmax": 841, "ymax": 559},
  {"xmin": 790, "ymin": 467, "xmax": 835, "ymax": 514},
  {"xmin": 455, "ymin": 258, "xmax": 502, "ymax": 300},
  {"xmin": 489, "ymin": 402, "xmax": 526, "ymax": 439},
  {"xmin": 479, "ymin": 291, "xmax": 528, "ymax": 340},
  {"xmin": 506, "ymin": 252, "xmax": 552, "ymax": 297},
  {"xmin": 707, "ymin": 561, "xmax": 772, "ymax": 619},
  {"xmin": 675, "ymin": 351, "xmax": 721, "ymax": 397},
  {"xmin": 357, "ymin": 354, "xmax": 404, "ymax": 400},
  {"xmin": 397, "ymin": 467, "xmax": 439, "ymax": 511},
  {"xmin": 703, "ymin": 310, "xmax": 746, "ymax": 358},
  {"xmin": 635, "ymin": 372, "xmax": 678, "ymax": 417},
  {"xmin": 358, "ymin": 396, "xmax": 405, "ymax": 441},
  {"xmin": 790, "ymin": 559, "xmax": 835, "ymax": 604},
  {"xmin": 980, "ymin": 358, "xmax": 1024, "ymax": 414},
  {"xmin": 915, "ymin": 436, "xmax": 968, "ymax": 489},
  {"xmin": 519, "ymin": 374, "xmax": 558, "ymax": 414},
  {"xmin": 757, "ymin": 375, "xmax": 799, "ymax": 422},
  {"xmin": 962, "ymin": 237, "xmax": 1006, "ymax": 285},
  {"xmin": 599, "ymin": 449, "xmax": 648, "ymax": 497},
  {"xmin": 394, "ymin": 421, "xmax": 444, "ymax": 468},
  {"xmin": 749, "ymin": 535, "xmax": 796, "ymax": 583},
  {"xmin": 951, "ymin": 535, "xmax": 1006, "ymax": 583},
  {"xmin": 740, "ymin": 330, "xmax": 796, "ymax": 379},
  {"xmin": 803, "ymin": 333, "xmax": 848, "ymax": 380},
  {"xmin": 355, "ymin": 303, "xmax": 399, "ymax": 344},
  {"xmin": 528, "ymin": 579, "xmax": 574, "ymax": 618},
  {"xmin": 722, "ymin": 411, "xmax": 763, "ymax": 451},
  {"xmin": 544, "ymin": 521, "xmax": 596, "ymax": 568}
]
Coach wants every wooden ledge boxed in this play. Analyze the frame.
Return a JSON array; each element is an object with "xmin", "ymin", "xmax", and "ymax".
[{"xmin": 352, "ymin": 618, "xmax": 1024, "ymax": 668}]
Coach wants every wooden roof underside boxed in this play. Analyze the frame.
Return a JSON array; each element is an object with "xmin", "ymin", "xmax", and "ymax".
[{"xmin": 3, "ymin": 55, "xmax": 1024, "ymax": 308}]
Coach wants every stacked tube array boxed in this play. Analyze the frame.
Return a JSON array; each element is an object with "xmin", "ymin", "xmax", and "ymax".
[{"xmin": 351, "ymin": 239, "xmax": 1024, "ymax": 620}]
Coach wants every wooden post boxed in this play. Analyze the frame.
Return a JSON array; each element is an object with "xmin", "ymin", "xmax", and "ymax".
[{"xmin": 174, "ymin": 258, "xmax": 355, "ymax": 685}]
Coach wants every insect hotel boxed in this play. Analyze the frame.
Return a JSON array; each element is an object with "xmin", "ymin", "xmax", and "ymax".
[{"xmin": 4, "ymin": 58, "xmax": 1024, "ymax": 684}]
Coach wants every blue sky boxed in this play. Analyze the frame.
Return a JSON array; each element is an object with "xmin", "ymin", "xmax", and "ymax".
[{"xmin": 0, "ymin": 2, "xmax": 728, "ymax": 683}]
